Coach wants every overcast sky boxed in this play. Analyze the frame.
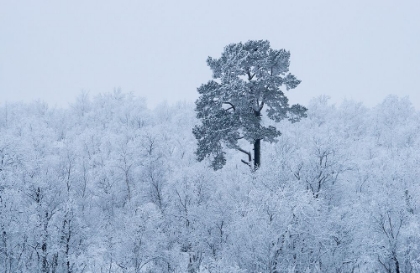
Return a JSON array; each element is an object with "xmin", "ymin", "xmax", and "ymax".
[{"xmin": 1, "ymin": 0, "xmax": 419, "ymax": 109}]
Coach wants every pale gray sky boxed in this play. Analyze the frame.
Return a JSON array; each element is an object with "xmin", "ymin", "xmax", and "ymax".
[{"xmin": 1, "ymin": 0, "xmax": 419, "ymax": 109}]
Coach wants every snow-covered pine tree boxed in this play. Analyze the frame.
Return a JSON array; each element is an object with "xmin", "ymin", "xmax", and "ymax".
[{"xmin": 193, "ymin": 40, "xmax": 307, "ymax": 170}]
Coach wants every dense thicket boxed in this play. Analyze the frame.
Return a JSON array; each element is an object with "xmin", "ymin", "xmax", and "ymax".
[{"xmin": 0, "ymin": 92, "xmax": 419, "ymax": 273}]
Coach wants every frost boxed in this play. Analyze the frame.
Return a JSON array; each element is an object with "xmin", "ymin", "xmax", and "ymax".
[{"xmin": 0, "ymin": 94, "xmax": 419, "ymax": 272}]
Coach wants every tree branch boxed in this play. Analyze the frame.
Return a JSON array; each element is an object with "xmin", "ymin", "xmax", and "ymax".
[
  {"xmin": 258, "ymin": 101, "xmax": 264, "ymax": 112},
  {"xmin": 222, "ymin": 102, "xmax": 236, "ymax": 111},
  {"xmin": 237, "ymin": 148, "xmax": 251, "ymax": 163},
  {"xmin": 241, "ymin": 159, "xmax": 251, "ymax": 167},
  {"xmin": 246, "ymin": 68, "xmax": 255, "ymax": 81}
]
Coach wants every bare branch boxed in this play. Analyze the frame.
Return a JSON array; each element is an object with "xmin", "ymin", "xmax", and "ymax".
[
  {"xmin": 222, "ymin": 102, "xmax": 236, "ymax": 111},
  {"xmin": 237, "ymin": 148, "xmax": 251, "ymax": 162},
  {"xmin": 241, "ymin": 159, "xmax": 251, "ymax": 167},
  {"xmin": 238, "ymin": 147, "xmax": 253, "ymax": 169},
  {"xmin": 246, "ymin": 68, "xmax": 255, "ymax": 80}
]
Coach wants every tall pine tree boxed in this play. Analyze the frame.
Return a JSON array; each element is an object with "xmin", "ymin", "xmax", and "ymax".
[{"xmin": 193, "ymin": 40, "xmax": 306, "ymax": 170}]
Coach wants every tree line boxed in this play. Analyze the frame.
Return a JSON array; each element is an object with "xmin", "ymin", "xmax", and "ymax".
[{"xmin": 0, "ymin": 91, "xmax": 419, "ymax": 272}]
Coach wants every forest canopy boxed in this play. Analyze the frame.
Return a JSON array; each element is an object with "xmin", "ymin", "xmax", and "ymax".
[{"xmin": 0, "ymin": 92, "xmax": 419, "ymax": 272}]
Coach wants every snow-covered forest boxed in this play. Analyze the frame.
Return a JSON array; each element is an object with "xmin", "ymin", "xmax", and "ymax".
[{"xmin": 0, "ymin": 91, "xmax": 419, "ymax": 272}]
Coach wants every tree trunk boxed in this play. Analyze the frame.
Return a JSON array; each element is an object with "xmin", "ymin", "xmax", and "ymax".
[
  {"xmin": 42, "ymin": 211, "xmax": 49, "ymax": 273},
  {"xmin": 394, "ymin": 256, "xmax": 400, "ymax": 273},
  {"xmin": 254, "ymin": 139, "xmax": 261, "ymax": 169},
  {"xmin": 187, "ymin": 252, "xmax": 202, "ymax": 273}
]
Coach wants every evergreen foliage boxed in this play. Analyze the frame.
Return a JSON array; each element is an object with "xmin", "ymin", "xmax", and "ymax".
[{"xmin": 193, "ymin": 40, "xmax": 307, "ymax": 170}]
